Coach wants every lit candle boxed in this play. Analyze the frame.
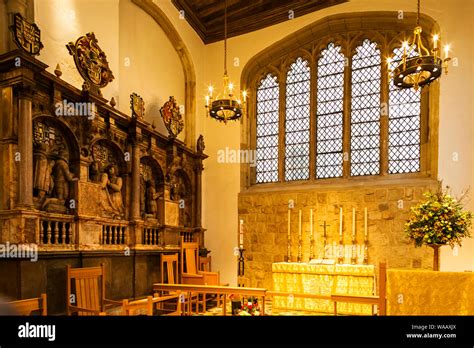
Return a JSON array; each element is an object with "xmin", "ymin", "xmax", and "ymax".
[
  {"xmin": 352, "ymin": 208, "xmax": 356, "ymax": 239},
  {"xmin": 228, "ymin": 83, "xmax": 234, "ymax": 94},
  {"xmin": 205, "ymin": 95, "xmax": 209, "ymax": 106},
  {"xmin": 208, "ymin": 86, "xmax": 213, "ymax": 98},
  {"xmin": 310, "ymin": 209, "xmax": 313, "ymax": 239},
  {"xmin": 239, "ymin": 220, "xmax": 244, "ymax": 248},
  {"xmin": 444, "ymin": 44, "xmax": 450, "ymax": 59},
  {"xmin": 364, "ymin": 207, "xmax": 368, "ymax": 238},
  {"xmin": 298, "ymin": 210, "xmax": 302, "ymax": 240},
  {"xmin": 242, "ymin": 90, "xmax": 247, "ymax": 102},
  {"xmin": 339, "ymin": 208, "xmax": 343, "ymax": 237},
  {"xmin": 433, "ymin": 34, "xmax": 439, "ymax": 50}
]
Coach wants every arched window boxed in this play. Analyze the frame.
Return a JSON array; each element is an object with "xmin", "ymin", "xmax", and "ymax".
[
  {"xmin": 350, "ymin": 39, "xmax": 381, "ymax": 176},
  {"xmin": 388, "ymin": 47, "xmax": 421, "ymax": 174},
  {"xmin": 245, "ymin": 13, "xmax": 437, "ymax": 187},
  {"xmin": 285, "ymin": 57, "xmax": 311, "ymax": 181},
  {"xmin": 316, "ymin": 43, "xmax": 345, "ymax": 179},
  {"xmin": 256, "ymin": 74, "xmax": 279, "ymax": 183}
]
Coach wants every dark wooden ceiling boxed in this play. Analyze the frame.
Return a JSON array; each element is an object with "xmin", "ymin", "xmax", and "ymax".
[{"xmin": 171, "ymin": 0, "xmax": 347, "ymax": 44}]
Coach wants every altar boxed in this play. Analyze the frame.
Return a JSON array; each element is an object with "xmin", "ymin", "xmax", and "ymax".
[{"xmin": 272, "ymin": 262, "xmax": 375, "ymax": 315}]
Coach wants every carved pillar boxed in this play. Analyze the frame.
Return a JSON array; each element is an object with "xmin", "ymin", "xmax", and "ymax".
[
  {"xmin": 17, "ymin": 86, "xmax": 33, "ymax": 207},
  {"xmin": 131, "ymin": 142, "xmax": 141, "ymax": 220},
  {"xmin": 195, "ymin": 159, "xmax": 203, "ymax": 227}
]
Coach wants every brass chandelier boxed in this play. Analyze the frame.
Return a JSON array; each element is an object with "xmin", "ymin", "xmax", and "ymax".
[
  {"xmin": 205, "ymin": 0, "xmax": 247, "ymax": 123},
  {"xmin": 388, "ymin": 0, "xmax": 452, "ymax": 90}
]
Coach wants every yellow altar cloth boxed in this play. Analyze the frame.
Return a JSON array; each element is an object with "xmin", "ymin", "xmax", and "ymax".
[
  {"xmin": 387, "ymin": 269, "xmax": 474, "ymax": 315},
  {"xmin": 272, "ymin": 262, "xmax": 375, "ymax": 315}
]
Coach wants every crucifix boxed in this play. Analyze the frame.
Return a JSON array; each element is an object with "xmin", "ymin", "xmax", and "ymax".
[{"xmin": 320, "ymin": 221, "xmax": 330, "ymax": 259}]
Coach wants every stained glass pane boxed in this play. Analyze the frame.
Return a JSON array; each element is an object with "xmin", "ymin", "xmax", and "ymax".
[
  {"xmin": 388, "ymin": 47, "xmax": 421, "ymax": 174},
  {"xmin": 316, "ymin": 43, "xmax": 345, "ymax": 179},
  {"xmin": 350, "ymin": 39, "xmax": 381, "ymax": 176},
  {"xmin": 285, "ymin": 58, "xmax": 310, "ymax": 181},
  {"xmin": 256, "ymin": 74, "xmax": 279, "ymax": 183}
]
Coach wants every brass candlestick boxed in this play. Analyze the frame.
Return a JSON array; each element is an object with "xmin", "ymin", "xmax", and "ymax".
[
  {"xmin": 297, "ymin": 235, "xmax": 302, "ymax": 263},
  {"xmin": 351, "ymin": 238, "xmax": 357, "ymax": 264},
  {"xmin": 309, "ymin": 236, "xmax": 315, "ymax": 260},
  {"xmin": 363, "ymin": 238, "xmax": 369, "ymax": 265},
  {"xmin": 338, "ymin": 238, "xmax": 344, "ymax": 264},
  {"xmin": 320, "ymin": 222, "xmax": 329, "ymax": 259}
]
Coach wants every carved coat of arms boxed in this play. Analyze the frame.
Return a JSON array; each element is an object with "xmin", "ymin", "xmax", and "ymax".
[
  {"xmin": 66, "ymin": 32, "xmax": 114, "ymax": 89},
  {"xmin": 160, "ymin": 96, "xmax": 184, "ymax": 138},
  {"xmin": 10, "ymin": 13, "xmax": 43, "ymax": 55},
  {"xmin": 130, "ymin": 93, "xmax": 145, "ymax": 119}
]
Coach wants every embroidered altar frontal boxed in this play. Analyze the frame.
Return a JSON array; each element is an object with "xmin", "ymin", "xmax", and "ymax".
[{"xmin": 272, "ymin": 263, "xmax": 375, "ymax": 315}]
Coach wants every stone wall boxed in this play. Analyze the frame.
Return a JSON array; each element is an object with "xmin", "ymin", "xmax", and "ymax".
[{"xmin": 238, "ymin": 179, "xmax": 438, "ymax": 289}]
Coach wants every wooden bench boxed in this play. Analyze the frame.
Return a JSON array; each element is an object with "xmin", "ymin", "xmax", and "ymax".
[{"xmin": 1, "ymin": 294, "xmax": 47, "ymax": 315}]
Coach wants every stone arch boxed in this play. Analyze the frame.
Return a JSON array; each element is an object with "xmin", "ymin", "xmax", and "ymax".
[{"xmin": 132, "ymin": 0, "xmax": 196, "ymax": 148}]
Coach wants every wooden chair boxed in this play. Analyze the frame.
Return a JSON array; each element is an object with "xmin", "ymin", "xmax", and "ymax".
[
  {"xmin": 122, "ymin": 296, "xmax": 153, "ymax": 316},
  {"xmin": 152, "ymin": 253, "xmax": 186, "ymax": 315},
  {"xmin": 180, "ymin": 237, "xmax": 221, "ymax": 313},
  {"xmin": 1, "ymin": 294, "xmax": 47, "ymax": 315},
  {"xmin": 67, "ymin": 263, "xmax": 122, "ymax": 316},
  {"xmin": 199, "ymin": 256, "xmax": 212, "ymax": 272}
]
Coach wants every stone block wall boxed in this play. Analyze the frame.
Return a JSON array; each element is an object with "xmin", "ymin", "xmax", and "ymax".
[{"xmin": 238, "ymin": 179, "xmax": 438, "ymax": 289}]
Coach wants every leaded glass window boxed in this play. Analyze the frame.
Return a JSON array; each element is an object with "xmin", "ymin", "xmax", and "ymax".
[
  {"xmin": 285, "ymin": 58, "xmax": 310, "ymax": 181},
  {"xmin": 256, "ymin": 74, "xmax": 279, "ymax": 183},
  {"xmin": 388, "ymin": 47, "xmax": 421, "ymax": 173},
  {"xmin": 350, "ymin": 39, "xmax": 381, "ymax": 176},
  {"xmin": 316, "ymin": 43, "xmax": 345, "ymax": 179}
]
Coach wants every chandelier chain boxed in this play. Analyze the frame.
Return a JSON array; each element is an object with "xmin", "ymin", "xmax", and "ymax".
[
  {"xmin": 224, "ymin": 0, "xmax": 228, "ymax": 75},
  {"xmin": 417, "ymin": 0, "xmax": 420, "ymax": 26}
]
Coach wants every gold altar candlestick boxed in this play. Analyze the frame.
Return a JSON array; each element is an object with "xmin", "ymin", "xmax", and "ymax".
[
  {"xmin": 338, "ymin": 208, "xmax": 344, "ymax": 264},
  {"xmin": 320, "ymin": 221, "xmax": 329, "ymax": 259},
  {"xmin": 351, "ymin": 208, "xmax": 356, "ymax": 264},
  {"xmin": 364, "ymin": 207, "xmax": 368, "ymax": 264},
  {"xmin": 297, "ymin": 210, "xmax": 302, "ymax": 263}
]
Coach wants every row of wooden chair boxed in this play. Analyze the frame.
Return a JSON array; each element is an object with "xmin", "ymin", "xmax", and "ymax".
[{"xmin": 2, "ymin": 237, "xmax": 222, "ymax": 316}]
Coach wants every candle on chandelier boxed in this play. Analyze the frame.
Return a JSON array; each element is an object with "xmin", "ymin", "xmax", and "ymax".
[
  {"xmin": 208, "ymin": 86, "xmax": 213, "ymax": 98},
  {"xmin": 433, "ymin": 34, "xmax": 439, "ymax": 50},
  {"xmin": 364, "ymin": 207, "xmax": 368, "ymax": 238},
  {"xmin": 239, "ymin": 220, "xmax": 244, "ymax": 248},
  {"xmin": 205, "ymin": 95, "xmax": 209, "ymax": 106},
  {"xmin": 444, "ymin": 44, "xmax": 450, "ymax": 59},
  {"xmin": 339, "ymin": 208, "xmax": 343, "ymax": 237},
  {"xmin": 352, "ymin": 208, "xmax": 356, "ymax": 239}
]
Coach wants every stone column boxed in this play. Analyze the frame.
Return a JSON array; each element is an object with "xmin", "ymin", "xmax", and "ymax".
[
  {"xmin": 130, "ymin": 142, "xmax": 141, "ymax": 220},
  {"xmin": 17, "ymin": 86, "xmax": 33, "ymax": 207}
]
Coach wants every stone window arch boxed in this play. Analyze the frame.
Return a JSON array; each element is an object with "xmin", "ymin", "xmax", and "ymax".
[{"xmin": 241, "ymin": 12, "xmax": 439, "ymax": 188}]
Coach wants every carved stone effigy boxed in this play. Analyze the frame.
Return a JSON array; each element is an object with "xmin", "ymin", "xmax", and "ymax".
[{"xmin": 0, "ymin": 29, "xmax": 207, "ymax": 314}]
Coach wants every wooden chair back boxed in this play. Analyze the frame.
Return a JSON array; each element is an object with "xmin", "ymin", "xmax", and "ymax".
[
  {"xmin": 3, "ymin": 294, "xmax": 47, "ymax": 315},
  {"xmin": 67, "ymin": 264, "xmax": 105, "ymax": 315},
  {"xmin": 161, "ymin": 253, "xmax": 179, "ymax": 285},
  {"xmin": 199, "ymin": 256, "xmax": 212, "ymax": 271},
  {"xmin": 180, "ymin": 237, "xmax": 200, "ymax": 276}
]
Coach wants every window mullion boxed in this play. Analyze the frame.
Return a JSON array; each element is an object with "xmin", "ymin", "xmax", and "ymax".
[
  {"xmin": 278, "ymin": 72, "xmax": 287, "ymax": 182},
  {"xmin": 309, "ymin": 59, "xmax": 317, "ymax": 180},
  {"xmin": 380, "ymin": 48, "xmax": 389, "ymax": 176},
  {"xmin": 342, "ymin": 54, "xmax": 352, "ymax": 179}
]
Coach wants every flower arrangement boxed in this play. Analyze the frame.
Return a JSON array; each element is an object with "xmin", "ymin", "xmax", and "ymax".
[
  {"xmin": 405, "ymin": 185, "xmax": 472, "ymax": 248},
  {"xmin": 237, "ymin": 297, "xmax": 260, "ymax": 316}
]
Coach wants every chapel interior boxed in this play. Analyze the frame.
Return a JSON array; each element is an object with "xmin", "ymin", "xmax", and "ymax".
[{"xmin": 0, "ymin": 0, "xmax": 473, "ymax": 317}]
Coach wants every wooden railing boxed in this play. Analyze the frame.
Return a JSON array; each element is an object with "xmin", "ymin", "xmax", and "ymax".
[{"xmin": 152, "ymin": 263, "xmax": 387, "ymax": 316}]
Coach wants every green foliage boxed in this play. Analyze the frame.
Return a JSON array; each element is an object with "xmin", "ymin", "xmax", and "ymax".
[{"xmin": 405, "ymin": 186, "xmax": 472, "ymax": 248}]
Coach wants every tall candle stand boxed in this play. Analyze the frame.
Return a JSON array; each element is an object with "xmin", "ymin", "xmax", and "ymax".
[
  {"xmin": 237, "ymin": 247, "xmax": 245, "ymax": 287},
  {"xmin": 309, "ymin": 234, "xmax": 315, "ymax": 261}
]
